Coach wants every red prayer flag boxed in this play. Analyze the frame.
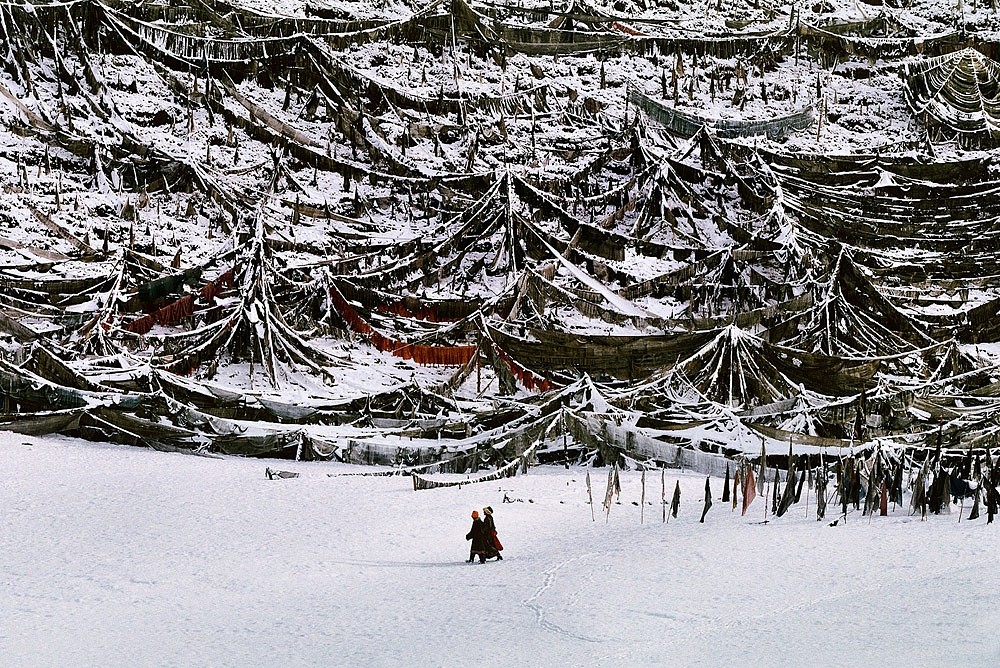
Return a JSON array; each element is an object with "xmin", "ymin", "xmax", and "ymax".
[{"xmin": 742, "ymin": 466, "xmax": 756, "ymax": 516}]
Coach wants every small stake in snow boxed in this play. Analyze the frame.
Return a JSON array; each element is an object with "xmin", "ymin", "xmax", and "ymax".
[
  {"xmin": 586, "ymin": 469, "xmax": 595, "ymax": 522},
  {"xmin": 640, "ymin": 468, "xmax": 645, "ymax": 525},
  {"xmin": 661, "ymin": 469, "xmax": 666, "ymax": 524}
]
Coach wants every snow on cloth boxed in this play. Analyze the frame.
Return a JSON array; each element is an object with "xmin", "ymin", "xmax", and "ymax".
[
  {"xmin": 904, "ymin": 48, "xmax": 1000, "ymax": 136},
  {"xmin": 629, "ymin": 87, "xmax": 815, "ymax": 140},
  {"xmin": 328, "ymin": 283, "xmax": 475, "ymax": 366},
  {"xmin": 537, "ymin": 236, "xmax": 654, "ymax": 319},
  {"xmin": 411, "ymin": 451, "xmax": 529, "ymax": 490}
]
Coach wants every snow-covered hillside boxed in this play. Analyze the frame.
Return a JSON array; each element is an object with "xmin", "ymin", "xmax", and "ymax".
[{"xmin": 1, "ymin": 0, "xmax": 999, "ymax": 469}]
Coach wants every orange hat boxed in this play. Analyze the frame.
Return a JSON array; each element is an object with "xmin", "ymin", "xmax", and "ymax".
[{"xmin": 471, "ymin": 510, "xmax": 480, "ymax": 518}]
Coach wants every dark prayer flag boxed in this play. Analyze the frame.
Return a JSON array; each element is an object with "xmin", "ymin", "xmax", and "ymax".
[
  {"xmin": 969, "ymin": 487, "xmax": 981, "ymax": 521},
  {"xmin": 794, "ymin": 463, "xmax": 806, "ymax": 503},
  {"xmin": 722, "ymin": 463, "xmax": 730, "ymax": 503},
  {"xmin": 816, "ymin": 470, "xmax": 827, "ymax": 521},
  {"xmin": 700, "ymin": 477, "xmax": 713, "ymax": 523},
  {"xmin": 987, "ymin": 475, "xmax": 997, "ymax": 525},
  {"xmin": 776, "ymin": 467, "xmax": 797, "ymax": 518},
  {"xmin": 670, "ymin": 480, "xmax": 681, "ymax": 519},
  {"xmin": 771, "ymin": 468, "xmax": 780, "ymax": 514}
]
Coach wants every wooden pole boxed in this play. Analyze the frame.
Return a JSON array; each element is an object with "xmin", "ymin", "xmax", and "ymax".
[
  {"xmin": 662, "ymin": 469, "xmax": 666, "ymax": 523},
  {"xmin": 641, "ymin": 469, "xmax": 645, "ymax": 525},
  {"xmin": 587, "ymin": 469, "xmax": 595, "ymax": 522}
]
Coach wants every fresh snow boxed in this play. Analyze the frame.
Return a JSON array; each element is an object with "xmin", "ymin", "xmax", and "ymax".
[{"xmin": 2, "ymin": 432, "xmax": 998, "ymax": 667}]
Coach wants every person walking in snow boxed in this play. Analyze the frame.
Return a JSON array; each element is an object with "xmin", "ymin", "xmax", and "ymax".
[
  {"xmin": 466, "ymin": 510, "xmax": 489, "ymax": 563},
  {"xmin": 481, "ymin": 506, "xmax": 503, "ymax": 561}
]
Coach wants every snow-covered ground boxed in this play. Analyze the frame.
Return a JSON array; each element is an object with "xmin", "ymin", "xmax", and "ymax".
[{"xmin": 2, "ymin": 433, "xmax": 998, "ymax": 667}]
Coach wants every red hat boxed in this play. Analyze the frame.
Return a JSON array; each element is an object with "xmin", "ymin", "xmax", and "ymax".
[{"xmin": 471, "ymin": 510, "xmax": 480, "ymax": 518}]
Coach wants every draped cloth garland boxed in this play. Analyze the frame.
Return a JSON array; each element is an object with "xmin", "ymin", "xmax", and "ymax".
[
  {"xmin": 412, "ymin": 445, "xmax": 536, "ymax": 490},
  {"xmin": 123, "ymin": 269, "xmax": 234, "ymax": 335},
  {"xmin": 904, "ymin": 48, "xmax": 1000, "ymax": 137},
  {"xmin": 328, "ymin": 283, "xmax": 476, "ymax": 366}
]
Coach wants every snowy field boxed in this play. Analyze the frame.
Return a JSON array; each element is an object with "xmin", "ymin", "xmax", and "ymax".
[{"xmin": 2, "ymin": 432, "xmax": 999, "ymax": 668}]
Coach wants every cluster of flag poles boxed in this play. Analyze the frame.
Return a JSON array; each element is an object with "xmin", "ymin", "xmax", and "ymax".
[
  {"xmin": 586, "ymin": 464, "xmax": 692, "ymax": 524},
  {"xmin": 582, "ymin": 438, "xmax": 1000, "ymax": 526}
]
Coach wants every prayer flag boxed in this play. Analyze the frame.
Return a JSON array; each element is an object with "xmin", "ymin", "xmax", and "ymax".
[{"xmin": 700, "ymin": 477, "xmax": 713, "ymax": 523}]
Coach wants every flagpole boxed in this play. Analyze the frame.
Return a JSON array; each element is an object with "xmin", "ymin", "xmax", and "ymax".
[
  {"xmin": 587, "ymin": 469, "xmax": 595, "ymax": 522},
  {"xmin": 666, "ymin": 480, "xmax": 671, "ymax": 525},
  {"xmin": 641, "ymin": 468, "xmax": 646, "ymax": 525},
  {"xmin": 763, "ymin": 471, "xmax": 769, "ymax": 524},
  {"xmin": 661, "ymin": 469, "xmax": 666, "ymax": 524}
]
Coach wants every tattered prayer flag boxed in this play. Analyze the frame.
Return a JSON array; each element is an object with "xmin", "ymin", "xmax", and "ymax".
[
  {"xmin": 603, "ymin": 468, "xmax": 615, "ymax": 519},
  {"xmin": 742, "ymin": 466, "xmax": 756, "ymax": 516},
  {"xmin": 988, "ymin": 477, "xmax": 998, "ymax": 525},
  {"xmin": 880, "ymin": 482, "xmax": 888, "ymax": 517},
  {"xmin": 772, "ymin": 467, "xmax": 781, "ymax": 514},
  {"xmin": 700, "ymin": 477, "xmax": 713, "ymax": 523},
  {"xmin": 816, "ymin": 471, "xmax": 827, "ymax": 521},
  {"xmin": 670, "ymin": 481, "xmax": 681, "ymax": 519},
  {"xmin": 794, "ymin": 465, "xmax": 806, "ymax": 503},
  {"xmin": 969, "ymin": 487, "xmax": 981, "ymax": 521},
  {"xmin": 776, "ymin": 467, "xmax": 797, "ymax": 518},
  {"xmin": 732, "ymin": 467, "xmax": 741, "ymax": 511}
]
